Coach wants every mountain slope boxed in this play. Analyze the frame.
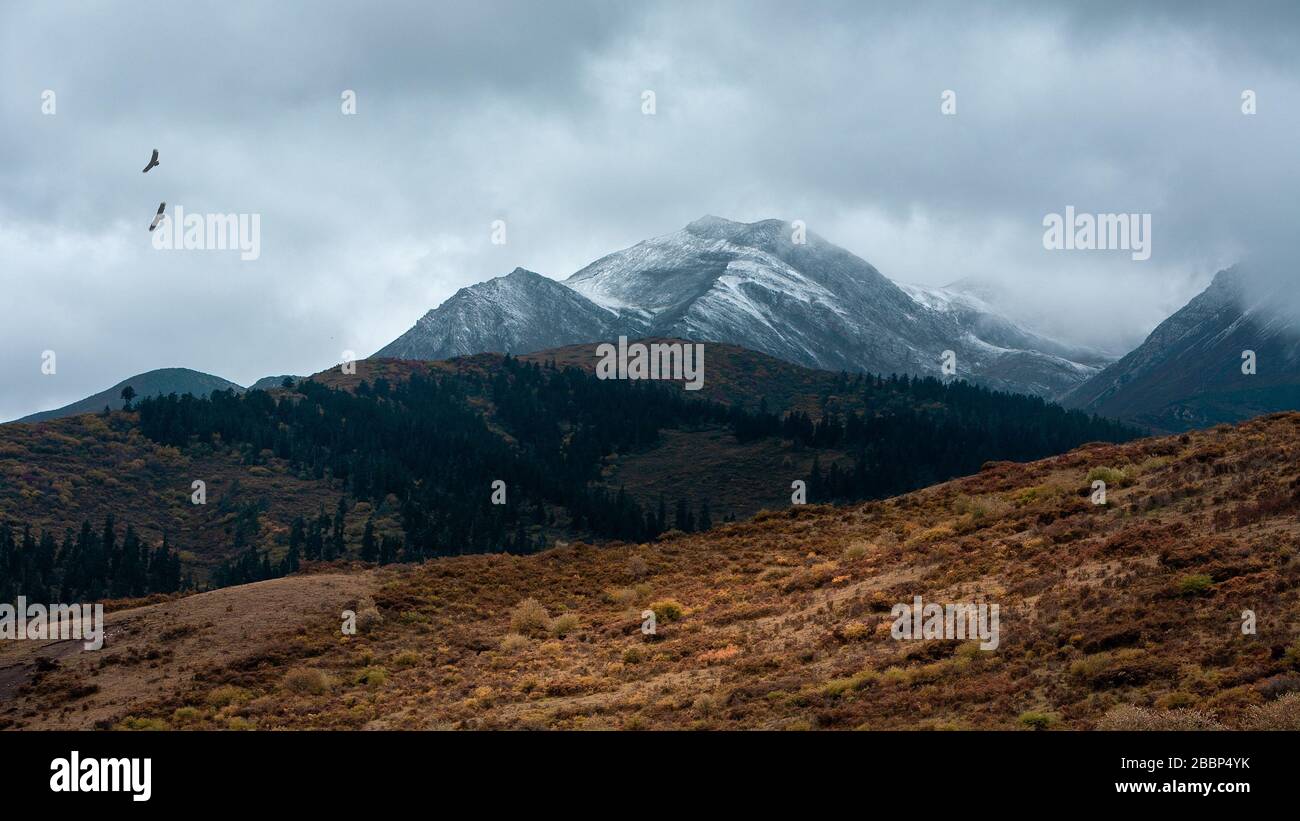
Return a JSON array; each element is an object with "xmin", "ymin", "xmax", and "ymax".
[
  {"xmin": 8, "ymin": 411, "xmax": 1299, "ymax": 730},
  {"xmin": 0, "ymin": 344, "xmax": 1135, "ymax": 589},
  {"xmin": 375, "ymin": 218, "xmax": 1105, "ymax": 399},
  {"xmin": 899, "ymin": 281, "xmax": 1116, "ymax": 369},
  {"xmin": 372, "ymin": 267, "xmax": 633, "ymax": 361},
  {"xmin": 1062, "ymin": 267, "xmax": 1300, "ymax": 431},
  {"xmin": 16, "ymin": 368, "xmax": 244, "ymax": 423},
  {"xmin": 248, "ymin": 375, "xmax": 303, "ymax": 391},
  {"xmin": 568, "ymin": 216, "xmax": 1105, "ymax": 398}
]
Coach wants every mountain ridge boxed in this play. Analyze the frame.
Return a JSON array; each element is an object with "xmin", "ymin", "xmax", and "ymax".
[
  {"xmin": 16, "ymin": 368, "xmax": 245, "ymax": 424},
  {"xmin": 1062, "ymin": 266, "xmax": 1300, "ymax": 431},
  {"xmin": 372, "ymin": 217, "xmax": 1111, "ymax": 400}
]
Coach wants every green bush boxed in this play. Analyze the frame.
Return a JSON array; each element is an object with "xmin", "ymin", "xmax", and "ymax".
[
  {"xmin": 649, "ymin": 599, "xmax": 685, "ymax": 622},
  {"xmin": 355, "ymin": 666, "xmax": 388, "ymax": 687},
  {"xmin": 1018, "ymin": 711, "xmax": 1055, "ymax": 731},
  {"xmin": 1177, "ymin": 574, "xmax": 1213, "ymax": 596},
  {"xmin": 1087, "ymin": 467, "xmax": 1130, "ymax": 487}
]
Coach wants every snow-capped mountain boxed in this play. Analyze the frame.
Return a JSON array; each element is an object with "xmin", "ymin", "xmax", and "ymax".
[
  {"xmin": 1061, "ymin": 266, "xmax": 1300, "ymax": 431},
  {"xmin": 374, "ymin": 217, "xmax": 1111, "ymax": 398},
  {"xmin": 899, "ymin": 281, "xmax": 1115, "ymax": 369},
  {"xmin": 374, "ymin": 267, "xmax": 633, "ymax": 361}
]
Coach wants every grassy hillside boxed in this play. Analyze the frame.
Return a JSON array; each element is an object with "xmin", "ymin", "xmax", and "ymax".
[
  {"xmin": 0, "ymin": 411, "xmax": 345, "ymax": 574},
  {"xmin": 3, "ymin": 413, "xmax": 1298, "ymax": 730}
]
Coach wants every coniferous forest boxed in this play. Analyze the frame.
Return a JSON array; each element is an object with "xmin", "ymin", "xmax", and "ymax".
[
  {"xmin": 0, "ymin": 514, "xmax": 184, "ymax": 604},
  {"xmin": 0, "ymin": 357, "xmax": 1139, "ymax": 601}
]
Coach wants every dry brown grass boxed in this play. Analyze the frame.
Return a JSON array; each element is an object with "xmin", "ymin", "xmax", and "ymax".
[{"xmin": 6, "ymin": 412, "xmax": 1300, "ymax": 730}]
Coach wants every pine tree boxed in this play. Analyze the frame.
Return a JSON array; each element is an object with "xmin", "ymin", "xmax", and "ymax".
[{"xmin": 361, "ymin": 517, "xmax": 377, "ymax": 563}]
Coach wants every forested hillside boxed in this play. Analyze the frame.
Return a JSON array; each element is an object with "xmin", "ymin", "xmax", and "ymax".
[{"xmin": 0, "ymin": 349, "xmax": 1138, "ymax": 601}]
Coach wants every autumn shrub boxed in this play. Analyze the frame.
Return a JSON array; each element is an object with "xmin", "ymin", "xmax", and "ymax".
[
  {"xmin": 649, "ymin": 599, "xmax": 685, "ymax": 622},
  {"xmin": 499, "ymin": 633, "xmax": 530, "ymax": 652},
  {"xmin": 549, "ymin": 613, "xmax": 580, "ymax": 638},
  {"xmin": 1177, "ymin": 574, "xmax": 1213, "ymax": 596},
  {"xmin": 1018, "ymin": 711, "xmax": 1056, "ymax": 730},
  {"xmin": 1087, "ymin": 467, "xmax": 1131, "ymax": 487},
  {"xmin": 510, "ymin": 597, "xmax": 550, "ymax": 636},
  {"xmin": 1095, "ymin": 704, "xmax": 1224, "ymax": 731},
  {"xmin": 355, "ymin": 600, "xmax": 384, "ymax": 634},
  {"xmin": 355, "ymin": 666, "xmax": 388, "ymax": 687},
  {"xmin": 626, "ymin": 554, "xmax": 650, "ymax": 579},
  {"xmin": 1240, "ymin": 693, "xmax": 1300, "ymax": 730},
  {"xmin": 782, "ymin": 562, "xmax": 838, "ymax": 591},
  {"xmin": 207, "ymin": 686, "xmax": 249, "ymax": 707},
  {"xmin": 282, "ymin": 667, "xmax": 333, "ymax": 694},
  {"xmin": 391, "ymin": 650, "xmax": 423, "ymax": 669}
]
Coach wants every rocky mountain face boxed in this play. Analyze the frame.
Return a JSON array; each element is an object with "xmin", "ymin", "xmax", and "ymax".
[
  {"xmin": 1062, "ymin": 266, "xmax": 1300, "ymax": 432},
  {"xmin": 374, "ymin": 267, "xmax": 634, "ymax": 361},
  {"xmin": 899, "ymin": 280, "xmax": 1115, "ymax": 369},
  {"xmin": 373, "ymin": 217, "xmax": 1110, "ymax": 399}
]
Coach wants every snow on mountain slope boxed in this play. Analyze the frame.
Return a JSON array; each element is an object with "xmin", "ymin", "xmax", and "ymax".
[
  {"xmin": 375, "ymin": 217, "xmax": 1109, "ymax": 399},
  {"xmin": 373, "ymin": 267, "xmax": 634, "ymax": 361},
  {"xmin": 567, "ymin": 217, "xmax": 1102, "ymax": 396},
  {"xmin": 900, "ymin": 282, "xmax": 1116, "ymax": 369},
  {"xmin": 1061, "ymin": 266, "xmax": 1300, "ymax": 431}
]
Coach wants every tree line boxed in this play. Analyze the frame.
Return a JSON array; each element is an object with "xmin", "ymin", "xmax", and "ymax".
[
  {"xmin": 0, "ymin": 514, "xmax": 185, "ymax": 604},
  {"xmin": 7, "ymin": 357, "xmax": 1139, "ymax": 600}
]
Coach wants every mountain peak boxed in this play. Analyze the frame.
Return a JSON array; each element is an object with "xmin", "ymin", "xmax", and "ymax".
[
  {"xmin": 372, "ymin": 265, "xmax": 627, "ymax": 361},
  {"xmin": 377, "ymin": 218, "xmax": 1109, "ymax": 400},
  {"xmin": 15, "ymin": 367, "xmax": 244, "ymax": 424},
  {"xmin": 683, "ymin": 214, "xmax": 754, "ymax": 241},
  {"xmin": 685, "ymin": 214, "xmax": 742, "ymax": 230}
]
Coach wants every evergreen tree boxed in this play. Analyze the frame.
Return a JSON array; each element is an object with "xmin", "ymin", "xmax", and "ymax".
[{"xmin": 361, "ymin": 517, "xmax": 377, "ymax": 563}]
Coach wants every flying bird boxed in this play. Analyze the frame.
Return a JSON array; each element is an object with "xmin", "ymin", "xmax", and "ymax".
[
  {"xmin": 142, "ymin": 149, "xmax": 160, "ymax": 173},
  {"xmin": 149, "ymin": 202, "xmax": 166, "ymax": 232}
]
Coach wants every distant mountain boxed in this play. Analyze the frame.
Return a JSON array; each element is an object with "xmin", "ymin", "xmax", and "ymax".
[
  {"xmin": 1061, "ymin": 266, "xmax": 1300, "ymax": 431},
  {"xmin": 16, "ymin": 368, "xmax": 244, "ymax": 423},
  {"xmin": 247, "ymin": 375, "xmax": 303, "ymax": 391},
  {"xmin": 899, "ymin": 281, "xmax": 1116, "ymax": 369},
  {"xmin": 373, "ymin": 217, "xmax": 1107, "ymax": 399},
  {"xmin": 373, "ymin": 267, "xmax": 632, "ymax": 360}
]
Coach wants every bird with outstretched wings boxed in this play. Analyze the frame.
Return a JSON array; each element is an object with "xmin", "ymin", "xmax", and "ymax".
[
  {"xmin": 142, "ymin": 149, "xmax": 160, "ymax": 173},
  {"xmin": 149, "ymin": 202, "xmax": 167, "ymax": 232}
]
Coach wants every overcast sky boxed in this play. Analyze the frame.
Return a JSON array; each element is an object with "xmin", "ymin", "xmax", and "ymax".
[{"xmin": 3, "ymin": 0, "xmax": 1297, "ymax": 421}]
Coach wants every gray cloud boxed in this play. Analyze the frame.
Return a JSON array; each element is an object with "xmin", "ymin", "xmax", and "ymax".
[{"xmin": 3, "ymin": 0, "xmax": 1297, "ymax": 420}]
